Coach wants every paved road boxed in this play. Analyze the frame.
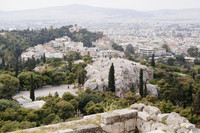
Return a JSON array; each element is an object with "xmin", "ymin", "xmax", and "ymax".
[{"xmin": 15, "ymin": 85, "xmax": 78, "ymax": 98}]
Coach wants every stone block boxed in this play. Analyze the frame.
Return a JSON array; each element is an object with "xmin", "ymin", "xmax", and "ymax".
[
  {"xmin": 74, "ymin": 124, "xmax": 102, "ymax": 133},
  {"xmin": 101, "ymin": 122, "xmax": 124, "ymax": 133},
  {"xmin": 57, "ymin": 129, "xmax": 74, "ymax": 133},
  {"xmin": 113, "ymin": 109, "xmax": 138, "ymax": 121},
  {"xmin": 101, "ymin": 112, "xmax": 120, "ymax": 125}
]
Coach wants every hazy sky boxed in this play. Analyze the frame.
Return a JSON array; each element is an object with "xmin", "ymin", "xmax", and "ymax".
[{"xmin": 1, "ymin": 0, "xmax": 200, "ymax": 11}]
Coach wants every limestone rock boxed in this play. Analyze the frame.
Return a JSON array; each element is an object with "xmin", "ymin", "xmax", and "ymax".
[
  {"xmin": 166, "ymin": 112, "xmax": 189, "ymax": 125},
  {"xmin": 147, "ymin": 130, "xmax": 165, "ymax": 133},
  {"xmin": 56, "ymin": 129, "xmax": 73, "ymax": 133},
  {"xmin": 138, "ymin": 112, "xmax": 151, "ymax": 121},
  {"xmin": 84, "ymin": 58, "xmax": 154, "ymax": 97},
  {"xmin": 146, "ymin": 84, "xmax": 160, "ymax": 96},
  {"xmin": 156, "ymin": 113, "xmax": 169, "ymax": 122},
  {"xmin": 74, "ymin": 124, "xmax": 102, "ymax": 133},
  {"xmin": 130, "ymin": 103, "xmax": 146, "ymax": 111},
  {"xmin": 180, "ymin": 123, "xmax": 195, "ymax": 130},
  {"xmin": 143, "ymin": 105, "xmax": 161, "ymax": 116}
]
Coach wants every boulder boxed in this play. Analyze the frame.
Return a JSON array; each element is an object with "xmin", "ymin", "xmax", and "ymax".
[
  {"xmin": 180, "ymin": 123, "xmax": 195, "ymax": 130},
  {"xmin": 166, "ymin": 112, "xmax": 189, "ymax": 125},
  {"xmin": 147, "ymin": 130, "xmax": 165, "ymax": 133},
  {"xmin": 84, "ymin": 58, "xmax": 154, "ymax": 97},
  {"xmin": 143, "ymin": 105, "xmax": 161, "ymax": 116},
  {"xmin": 156, "ymin": 113, "xmax": 169, "ymax": 122},
  {"xmin": 146, "ymin": 84, "xmax": 160, "ymax": 96},
  {"xmin": 130, "ymin": 103, "xmax": 146, "ymax": 111}
]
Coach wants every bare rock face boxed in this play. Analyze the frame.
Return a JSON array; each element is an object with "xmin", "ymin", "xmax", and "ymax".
[{"xmin": 84, "ymin": 58, "xmax": 154, "ymax": 97}]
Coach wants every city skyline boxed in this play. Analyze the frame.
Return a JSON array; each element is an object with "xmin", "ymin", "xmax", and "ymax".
[{"xmin": 1, "ymin": 0, "xmax": 200, "ymax": 11}]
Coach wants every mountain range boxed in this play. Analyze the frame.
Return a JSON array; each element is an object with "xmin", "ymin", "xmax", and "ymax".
[{"xmin": 1, "ymin": 4, "xmax": 200, "ymax": 22}]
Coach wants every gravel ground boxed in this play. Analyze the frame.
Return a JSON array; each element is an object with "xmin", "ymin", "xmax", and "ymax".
[{"xmin": 14, "ymin": 85, "xmax": 78, "ymax": 98}]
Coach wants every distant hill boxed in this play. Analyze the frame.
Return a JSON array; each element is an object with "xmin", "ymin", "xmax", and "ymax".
[{"xmin": 0, "ymin": 4, "xmax": 200, "ymax": 22}]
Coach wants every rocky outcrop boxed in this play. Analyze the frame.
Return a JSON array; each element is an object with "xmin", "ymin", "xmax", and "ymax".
[
  {"xmin": 84, "ymin": 58, "xmax": 155, "ymax": 97},
  {"xmin": 16, "ymin": 103, "xmax": 198, "ymax": 133}
]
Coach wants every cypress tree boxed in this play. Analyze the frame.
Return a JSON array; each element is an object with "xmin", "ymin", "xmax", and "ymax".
[
  {"xmin": 1, "ymin": 56, "xmax": 5, "ymax": 67},
  {"xmin": 108, "ymin": 63, "xmax": 115, "ymax": 92},
  {"xmin": 143, "ymin": 83, "xmax": 147, "ymax": 97},
  {"xmin": 193, "ymin": 90, "xmax": 200, "ymax": 114},
  {"xmin": 151, "ymin": 54, "xmax": 155, "ymax": 67},
  {"xmin": 139, "ymin": 69, "xmax": 144, "ymax": 97},
  {"xmin": 30, "ymin": 74, "xmax": 35, "ymax": 101},
  {"xmin": 15, "ymin": 59, "xmax": 19, "ymax": 77},
  {"xmin": 188, "ymin": 84, "xmax": 193, "ymax": 104},
  {"xmin": 43, "ymin": 53, "xmax": 46, "ymax": 64}
]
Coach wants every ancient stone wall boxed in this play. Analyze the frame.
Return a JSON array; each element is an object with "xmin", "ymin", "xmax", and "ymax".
[{"xmin": 16, "ymin": 103, "xmax": 198, "ymax": 133}]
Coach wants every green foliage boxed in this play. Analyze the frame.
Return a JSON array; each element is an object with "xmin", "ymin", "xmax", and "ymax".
[
  {"xmin": 56, "ymin": 100, "xmax": 75, "ymax": 119},
  {"xmin": 62, "ymin": 92, "xmax": 75, "ymax": 101},
  {"xmin": 151, "ymin": 54, "xmax": 155, "ymax": 67},
  {"xmin": 162, "ymin": 44, "xmax": 171, "ymax": 53},
  {"xmin": 112, "ymin": 43, "xmax": 124, "ymax": 51},
  {"xmin": 139, "ymin": 69, "xmax": 143, "ymax": 97},
  {"xmin": 187, "ymin": 47, "xmax": 199, "ymax": 57},
  {"xmin": 30, "ymin": 74, "xmax": 35, "ymax": 101},
  {"xmin": 0, "ymin": 74, "xmax": 19, "ymax": 99},
  {"xmin": 18, "ymin": 72, "xmax": 42, "ymax": 90},
  {"xmin": 0, "ymin": 99, "xmax": 21, "ymax": 112},
  {"xmin": 108, "ymin": 63, "xmax": 115, "ymax": 92},
  {"xmin": 158, "ymin": 100, "xmax": 176, "ymax": 113},
  {"xmin": 79, "ymin": 93, "xmax": 102, "ymax": 112}
]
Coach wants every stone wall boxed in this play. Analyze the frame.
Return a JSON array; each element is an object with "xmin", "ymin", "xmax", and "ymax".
[{"xmin": 15, "ymin": 103, "xmax": 199, "ymax": 133}]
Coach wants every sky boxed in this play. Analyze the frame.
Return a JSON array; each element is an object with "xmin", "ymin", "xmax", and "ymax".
[{"xmin": 1, "ymin": 0, "xmax": 200, "ymax": 11}]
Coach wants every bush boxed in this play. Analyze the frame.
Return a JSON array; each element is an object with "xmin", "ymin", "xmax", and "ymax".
[
  {"xmin": 62, "ymin": 92, "xmax": 75, "ymax": 101},
  {"xmin": 0, "ymin": 99, "xmax": 21, "ymax": 112},
  {"xmin": 79, "ymin": 93, "xmax": 102, "ymax": 111}
]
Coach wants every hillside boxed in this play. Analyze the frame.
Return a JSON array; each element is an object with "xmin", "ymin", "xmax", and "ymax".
[{"xmin": 1, "ymin": 4, "xmax": 200, "ymax": 22}]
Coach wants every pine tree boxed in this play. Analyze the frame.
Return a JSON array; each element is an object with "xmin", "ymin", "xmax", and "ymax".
[
  {"xmin": 139, "ymin": 69, "xmax": 144, "ymax": 97},
  {"xmin": 151, "ymin": 54, "xmax": 155, "ymax": 67},
  {"xmin": 108, "ymin": 63, "xmax": 115, "ymax": 92},
  {"xmin": 143, "ymin": 83, "xmax": 147, "ymax": 97},
  {"xmin": 30, "ymin": 74, "xmax": 35, "ymax": 101}
]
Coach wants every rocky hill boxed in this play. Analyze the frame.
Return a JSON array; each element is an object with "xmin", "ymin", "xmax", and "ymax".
[{"xmin": 84, "ymin": 58, "xmax": 156, "ymax": 97}]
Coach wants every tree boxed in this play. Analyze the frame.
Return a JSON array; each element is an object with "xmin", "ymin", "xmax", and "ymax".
[
  {"xmin": 43, "ymin": 53, "xmax": 46, "ymax": 63},
  {"xmin": 139, "ymin": 69, "xmax": 144, "ymax": 97},
  {"xmin": 193, "ymin": 89, "xmax": 200, "ymax": 114},
  {"xmin": 108, "ymin": 63, "xmax": 115, "ymax": 92},
  {"xmin": 30, "ymin": 74, "xmax": 35, "ymax": 101},
  {"xmin": 162, "ymin": 44, "xmax": 171, "ymax": 53},
  {"xmin": 15, "ymin": 59, "xmax": 19, "ymax": 77},
  {"xmin": 151, "ymin": 54, "xmax": 155, "ymax": 67},
  {"xmin": 143, "ymin": 83, "xmax": 148, "ymax": 97},
  {"xmin": 126, "ymin": 44, "xmax": 134, "ymax": 54},
  {"xmin": 188, "ymin": 84, "xmax": 193, "ymax": 105},
  {"xmin": 0, "ymin": 74, "xmax": 19, "ymax": 99},
  {"xmin": 1, "ymin": 56, "xmax": 5, "ymax": 67},
  {"xmin": 187, "ymin": 47, "xmax": 199, "ymax": 57},
  {"xmin": 167, "ymin": 58, "xmax": 175, "ymax": 66}
]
